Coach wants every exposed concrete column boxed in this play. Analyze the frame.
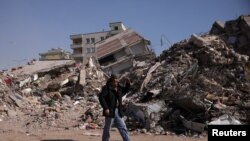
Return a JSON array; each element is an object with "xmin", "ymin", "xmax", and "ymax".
[
  {"xmin": 80, "ymin": 45, "xmax": 86, "ymax": 86},
  {"xmin": 79, "ymin": 69, "xmax": 86, "ymax": 86}
]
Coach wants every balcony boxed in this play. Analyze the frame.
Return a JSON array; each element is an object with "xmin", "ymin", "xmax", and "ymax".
[
  {"xmin": 72, "ymin": 53, "xmax": 83, "ymax": 58},
  {"xmin": 71, "ymin": 44, "xmax": 83, "ymax": 49}
]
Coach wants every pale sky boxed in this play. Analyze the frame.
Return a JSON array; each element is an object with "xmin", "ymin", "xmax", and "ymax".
[{"xmin": 0, "ymin": 0, "xmax": 250, "ymax": 70}]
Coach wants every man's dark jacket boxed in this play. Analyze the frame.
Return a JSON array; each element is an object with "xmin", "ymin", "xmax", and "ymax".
[{"xmin": 99, "ymin": 81, "xmax": 130, "ymax": 118}]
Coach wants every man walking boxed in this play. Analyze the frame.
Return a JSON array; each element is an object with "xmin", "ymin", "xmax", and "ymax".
[{"xmin": 99, "ymin": 74, "xmax": 131, "ymax": 141}]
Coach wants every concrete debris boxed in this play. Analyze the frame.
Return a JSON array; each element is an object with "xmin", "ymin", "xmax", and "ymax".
[
  {"xmin": 60, "ymin": 78, "xmax": 69, "ymax": 87},
  {"xmin": 180, "ymin": 115, "xmax": 205, "ymax": 133},
  {"xmin": 126, "ymin": 101, "xmax": 165, "ymax": 130},
  {"xmin": 173, "ymin": 96, "xmax": 206, "ymax": 113},
  {"xmin": 0, "ymin": 15, "xmax": 250, "ymax": 136},
  {"xmin": 0, "ymin": 57, "xmax": 107, "ymax": 132},
  {"xmin": 21, "ymin": 88, "xmax": 32, "ymax": 95},
  {"xmin": 140, "ymin": 62, "xmax": 161, "ymax": 92},
  {"xmin": 190, "ymin": 33, "xmax": 213, "ymax": 47},
  {"xmin": 122, "ymin": 15, "xmax": 250, "ymax": 134},
  {"xmin": 148, "ymin": 89, "xmax": 161, "ymax": 97},
  {"xmin": 33, "ymin": 74, "xmax": 38, "ymax": 81},
  {"xmin": 208, "ymin": 114, "xmax": 241, "ymax": 125},
  {"xmin": 9, "ymin": 93, "xmax": 25, "ymax": 107},
  {"xmin": 19, "ymin": 77, "xmax": 32, "ymax": 88}
]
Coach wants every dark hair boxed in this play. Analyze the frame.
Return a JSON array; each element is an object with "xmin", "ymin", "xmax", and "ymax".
[
  {"xmin": 106, "ymin": 74, "xmax": 117, "ymax": 86},
  {"xmin": 110, "ymin": 74, "xmax": 117, "ymax": 80}
]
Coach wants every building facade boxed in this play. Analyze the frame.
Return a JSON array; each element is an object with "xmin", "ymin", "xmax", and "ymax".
[{"xmin": 70, "ymin": 22, "xmax": 126, "ymax": 64}]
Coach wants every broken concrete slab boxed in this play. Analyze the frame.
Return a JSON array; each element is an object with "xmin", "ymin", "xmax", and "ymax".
[
  {"xmin": 180, "ymin": 115, "xmax": 205, "ymax": 133},
  {"xmin": 140, "ymin": 62, "xmax": 161, "ymax": 92},
  {"xmin": 209, "ymin": 114, "xmax": 241, "ymax": 125},
  {"xmin": 9, "ymin": 93, "xmax": 25, "ymax": 107},
  {"xmin": 172, "ymin": 96, "xmax": 206, "ymax": 114},
  {"xmin": 126, "ymin": 101, "xmax": 165, "ymax": 129}
]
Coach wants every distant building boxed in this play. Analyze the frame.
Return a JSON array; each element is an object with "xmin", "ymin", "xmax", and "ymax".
[
  {"xmin": 39, "ymin": 48, "xmax": 71, "ymax": 61},
  {"xmin": 70, "ymin": 22, "xmax": 154, "ymax": 74}
]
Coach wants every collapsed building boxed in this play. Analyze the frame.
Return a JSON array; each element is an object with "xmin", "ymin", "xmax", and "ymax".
[
  {"xmin": 0, "ymin": 59, "xmax": 107, "ymax": 131},
  {"xmin": 96, "ymin": 29, "xmax": 154, "ymax": 74},
  {"xmin": 70, "ymin": 22, "xmax": 155, "ymax": 74},
  {"xmin": 210, "ymin": 15, "xmax": 250, "ymax": 56},
  {"xmin": 0, "ymin": 15, "xmax": 250, "ymax": 136}
]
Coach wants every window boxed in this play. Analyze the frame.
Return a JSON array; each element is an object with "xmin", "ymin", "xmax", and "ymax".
[
  {"xmin": 86, "ymin": 38, "xmax": 90, "ymax": 44},
  {"xmin": 114, "ymin": 26, "xmax": 118, "ymax": 30},
  {"xmin": 100, "ymin": 36, "xmax": 105, "ymax": 41},
  {"xmin": 91, "ymin": 47, "xmax": 95, "ymax": 53},
  {"xmin": 73, "ymin": 38, "xmax": 82, "ymax": 44},
  {"xmin": 99, "ymin": 54, "xmax": 116, "ymax": 66},
  {"xmin": 73, "ymin": 48, "xmax": 82, "ymax": 54},
  {"xmin": 87, "ymin": 48, "xmax": 91, "ymax": 53},
  {"xmin": 91, "ymin": 38, "xmax": 95, "ymax": 43}
]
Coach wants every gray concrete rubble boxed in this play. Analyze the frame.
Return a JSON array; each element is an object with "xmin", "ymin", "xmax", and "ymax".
[
  {"xmin": 0, "ymin": 58, "xmax": 107, "ymax": 133},
  {"xmin": 126, "ymin": 101, "xmax": 165, "ymax": 130},
  {"xmin": 0, "ymin": 15, "xmax": 250, "ymax": 136}
]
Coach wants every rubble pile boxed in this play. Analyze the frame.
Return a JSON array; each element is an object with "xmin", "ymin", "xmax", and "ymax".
[
  {"xmin": 0, "ymin": 58, "xmax": 107, "ymax": 132},
  {"xmin": 123, "ymin": 31, "xmax": 250, "ymax": 134}
]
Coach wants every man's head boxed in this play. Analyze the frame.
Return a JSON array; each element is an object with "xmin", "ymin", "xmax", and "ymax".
[
  {"xmin": 110, "ymin": 74, "xmax": 117, "ymax": 80},
  {"xmin": 110, "ymin": 74, "xmax": 118, "ymax": 88},
  {"xmin": 107, "ymin": 74, "xmax": 118, "ymax": 88}
]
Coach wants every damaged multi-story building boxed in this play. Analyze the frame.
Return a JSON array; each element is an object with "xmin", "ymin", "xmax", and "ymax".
[
  {"xmin": 39, "ymin": 48, "xmax": 72, "ymax": 61},
  {"xmin": 70, "ymin": 22, "xmax": 154, "ymax": 74},
  {"xmin": 210, "ymin": 15, "xmax": 250, "ymax": 56}
]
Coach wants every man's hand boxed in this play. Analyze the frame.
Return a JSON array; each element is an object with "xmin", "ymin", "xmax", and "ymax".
[{"xmin": 104, "ymin": 109, "xmax": 110, "ymax": 116}]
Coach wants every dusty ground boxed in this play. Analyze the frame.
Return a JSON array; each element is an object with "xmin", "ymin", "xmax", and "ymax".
[
  {"xmin": 0, "ymin": 129, "xmax": 207, "ymax": 141},
  {"xmin": 0, "ymin": 107, "xmax": 207, "ymax": 141},
  {"xmin": 0, "ymin": 103, "xmax": 207, "ymax": 141}
]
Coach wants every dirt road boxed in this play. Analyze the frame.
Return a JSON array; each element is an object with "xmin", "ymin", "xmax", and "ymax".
[{"xmin": 0, "ymin": 129, "xmax": 207, "ymax": 141}]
